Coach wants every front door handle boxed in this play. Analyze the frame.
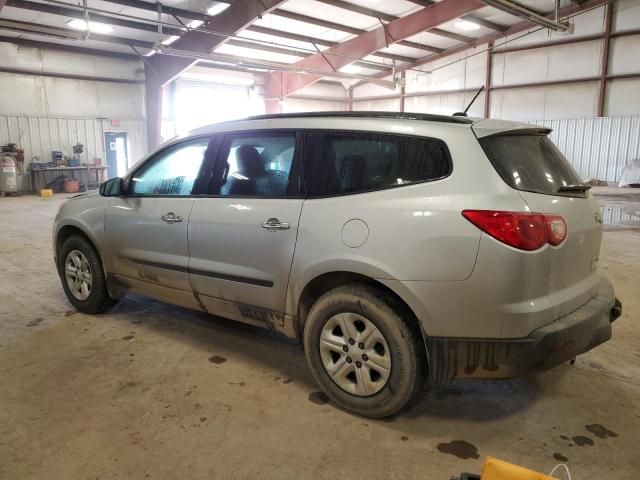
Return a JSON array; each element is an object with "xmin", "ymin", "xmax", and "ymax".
[
  {"xmin": 161, "ymin": 212, "xmax": 183, "ymax": 223},
  {"xmin": 261, "ymin": 218, "xmax": 290, "ymax": 231}
]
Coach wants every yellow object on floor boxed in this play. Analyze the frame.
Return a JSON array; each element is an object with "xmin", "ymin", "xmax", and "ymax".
[
  {"xmin": 481, "ymin": 457, "xmax": 555, "ymax": 480},
  {"xmin": 39, "ymin": 189, "xmax": 53, "ymax": 198}
]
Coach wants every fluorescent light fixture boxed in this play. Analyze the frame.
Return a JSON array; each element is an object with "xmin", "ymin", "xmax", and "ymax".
[
  {"xmin": 339, "ymin": 64, "xmax": 362, "ymax": 74},
  {"xmin": 67, "ymin": 19, "xmax": 113, "ymax": 34},
  {"xmin": 454, "ymin": 19, "xmax": 480, "ymax": 31},
  {"xmin": 162, "ymin": 35, "xmax": 180, "ymax": 45},
  {"xmin": 207, "ymin": 2, "xmax": 230, "ymax": 16}
]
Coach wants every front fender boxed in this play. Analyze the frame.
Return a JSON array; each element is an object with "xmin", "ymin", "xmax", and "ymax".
[{"xmin": 53, "ymin": 195, "xmax": 109, "ymax": 271}]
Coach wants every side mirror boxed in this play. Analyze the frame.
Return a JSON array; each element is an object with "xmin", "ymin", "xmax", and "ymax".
[{"xmin": 99, "ymin": 177, "xmax": 125, "ymax": 197}]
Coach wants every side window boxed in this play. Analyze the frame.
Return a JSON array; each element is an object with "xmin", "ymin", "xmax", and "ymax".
[
  {"xmin": 130, "ymin": 138, "xmax": 209, "ymax": 196},
  {"xmin": 304, "ymin": 131, "xmax": 451, "ymax": 196},
  {"xmin": 215, "ymin": 133, "xmax": 296, "ymax": 197}
]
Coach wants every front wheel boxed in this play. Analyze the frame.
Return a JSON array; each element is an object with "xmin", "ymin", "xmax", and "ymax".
[
  {"xmin": 303, "ymin": 284, "xmax": 426, "ymax": 418},
  {"xmin": 57, "ymin": 235, "xmax": 118, "ymax": 314}
]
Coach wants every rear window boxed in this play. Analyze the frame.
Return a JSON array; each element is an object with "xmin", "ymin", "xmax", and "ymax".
[
  {"xmin": 479, "ymin": 134, "xmax": 584, "ymax": 196},
  {"xmin": 304, "ymin": 131, "xmax": 451, "ymax": 196}
]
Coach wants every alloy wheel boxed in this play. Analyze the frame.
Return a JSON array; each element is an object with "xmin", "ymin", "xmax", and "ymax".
[{"xmin": 64, "ymin": 249, "xmax": 93, "ymax": 301}]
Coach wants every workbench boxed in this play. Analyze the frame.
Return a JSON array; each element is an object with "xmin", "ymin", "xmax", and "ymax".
[{"xmin": 29, "ymin": 166, "xmax": 109, "ymax": 193}]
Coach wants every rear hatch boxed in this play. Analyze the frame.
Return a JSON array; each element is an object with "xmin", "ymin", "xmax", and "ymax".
[{"xmin": 473, "ymin": 123, "xmax": 603, "ymax": 319}]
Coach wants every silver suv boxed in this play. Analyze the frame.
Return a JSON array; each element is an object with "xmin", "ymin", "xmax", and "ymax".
[{"xmin": 53, "ymin": 112, "xmax": 621, "ymax": 418}]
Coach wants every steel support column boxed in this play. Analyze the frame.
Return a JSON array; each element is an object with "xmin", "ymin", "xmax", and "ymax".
[
  {"xmin": 597, "ymin": 1, "xmax": 613, "ymax": 117},
  {"xmin": 144, "ymin": 64, "xmax": 164, "ymax": 151},
  {"xmin": 484, "ymin": 41, "xmax": 493, "ymax": 118},
  {"xmin": 399, "ymin": 72, "xmax": 406, "ymax": 113}
]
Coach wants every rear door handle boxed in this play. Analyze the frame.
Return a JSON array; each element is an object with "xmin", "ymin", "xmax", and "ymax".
[
  {"xmin": 161, "ymin": 212, "xmax": 183, "ymax": 223},
  {"xmin": 261, "ymin": 218, "xmax": 290, "ymax": 231}
]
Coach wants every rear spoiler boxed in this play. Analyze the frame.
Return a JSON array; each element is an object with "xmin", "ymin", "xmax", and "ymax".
[{"xmin": 471, "ymin": 119, "xmax": 552, "ymax": 139}]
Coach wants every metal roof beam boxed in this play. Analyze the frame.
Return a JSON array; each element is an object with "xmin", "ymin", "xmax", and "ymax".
[
  {"xmin": 224, "ymin": 38, "xmax": 390, "ymax": 71},
  {"xmin": 479, "ymin": 0, "xmax": 569, "ymax": 31},
  {"xmin": 0, "ymin": 35, "xmax": 140, "ymax": 59},
  {"xmin": 402, "ymin": 0, "xmax": 510, "ymax": 32},
  {"xmin": 4, "ymin": 0, "xmax": 419, "ymax": 64},
  {"xmin": 4, "ymin": 0, "xmax": 184, "ymax": 35},
  {"xmin": 264, "ymin": 0, "xmax": 485, "ymax": 109},
  {"xmin": 144, "ymin": 0, "xmax": 285, "ymax": 149},
  {"xmin": 0, "ymin": 17, "xmax": 154, "ymax": 46},
  {"xmin": 267, "ymin": 9, "xmax": 443, "ymax": 54},
  {"xmin": 246, "ymin": 25, "xmax": 418, "ymax": 63},
  {"xmin": 355, "ymin": 0, "xmax": 610, "ymax": 87},
  {"xmin": 145, "ymin": 0, "xmax": 286, "ymax": 85},
  {"xmin": 315, "ymin": 0, "xmax": 480, "ymax": 42}
]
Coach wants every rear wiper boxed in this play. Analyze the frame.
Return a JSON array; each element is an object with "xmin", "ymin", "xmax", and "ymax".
[{"xmin": 557, "ymin": 183, "xmax": 592, "ymax": 192}]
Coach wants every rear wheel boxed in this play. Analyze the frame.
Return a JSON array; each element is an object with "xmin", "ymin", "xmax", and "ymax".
[
  {"xmin": 58, "ymin": 235, "xmax": 118, "ymax": 314},
  {"xmin": 303, "ymin": 284, "xmax": 426, "ymax": 418}
]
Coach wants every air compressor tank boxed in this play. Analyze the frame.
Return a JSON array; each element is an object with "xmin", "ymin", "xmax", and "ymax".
[{"xmin": 0, "ymin": 156, "xmax": 18, "ymax": 195}]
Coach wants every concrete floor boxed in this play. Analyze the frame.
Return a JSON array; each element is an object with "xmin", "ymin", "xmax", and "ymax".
[{"xmin": 1, "ymin": 189, "xmax": 639, "ymax": 479}]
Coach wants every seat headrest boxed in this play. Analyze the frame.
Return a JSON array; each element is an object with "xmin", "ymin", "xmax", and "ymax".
[{"xmin": 236, "ymin": 145, "xmax": 266, "ymax": 177}]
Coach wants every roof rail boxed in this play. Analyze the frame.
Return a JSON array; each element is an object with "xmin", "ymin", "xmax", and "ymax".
[{"xmin": 236, "ymin": 111, "xmax": 475, "ymax": 125}]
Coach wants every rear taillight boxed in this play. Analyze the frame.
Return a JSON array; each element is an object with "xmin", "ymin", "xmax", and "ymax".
[
  {"xmin": 544, "ymin": 214, "xmax": 567, "ymax": 246},
  {"xmin": 462, "ymin": 210, "xmax": 567, "ymax": 251}
]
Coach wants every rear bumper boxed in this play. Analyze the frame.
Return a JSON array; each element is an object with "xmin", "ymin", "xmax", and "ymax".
[{"xmin": 427, "ymin": 277, "xmax": 620, "ymax": 384}]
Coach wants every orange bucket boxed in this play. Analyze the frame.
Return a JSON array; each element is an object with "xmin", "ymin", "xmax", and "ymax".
[{"xmin": 64, "ymin": 178, "xmax": 80, "ymax": 193}]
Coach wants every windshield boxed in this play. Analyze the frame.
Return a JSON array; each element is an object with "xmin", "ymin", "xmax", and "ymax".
[{"xmin": 479, "ymin": 133, "xmax": 585, "ymax": 197}]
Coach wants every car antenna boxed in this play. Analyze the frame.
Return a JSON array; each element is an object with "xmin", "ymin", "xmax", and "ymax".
[{"xmin": 453, "ymin": 85, "xmax": 485, "ymax": 117}]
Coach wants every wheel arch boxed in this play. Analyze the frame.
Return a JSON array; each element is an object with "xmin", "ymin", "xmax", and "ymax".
[
  {"xmin": 56, "ymin": 224, "xmax": 95, "ymax": 257},
  {"xmin": 55, "ymin": 223, "xmax": 124, "ymax": 298},
  {"xmin": 295, "ymin": 271, "xmax": 429, "ymax": 354}
]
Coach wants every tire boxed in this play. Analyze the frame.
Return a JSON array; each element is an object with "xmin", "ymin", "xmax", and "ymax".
[
  {"xmin": 57, "ymin": 235, "xmax": 118, "ymax": 314},
  {"xmin": 303, "ymin": 283, "xmax": 426, "ymax": 418}
]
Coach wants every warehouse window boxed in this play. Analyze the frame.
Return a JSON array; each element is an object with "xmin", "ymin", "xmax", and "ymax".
[{"xmin": 304, "ymin": 131, "xmax": 451, "ymax": 196}]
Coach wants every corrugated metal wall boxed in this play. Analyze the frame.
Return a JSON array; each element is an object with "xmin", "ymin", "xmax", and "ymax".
[
  {"xmin": 530, "ymin": 116, "xmax": 640, "ymax": 182},
  {"xmin": 0, "ymin": 114, "xmax": 147, "ymax": 174}
]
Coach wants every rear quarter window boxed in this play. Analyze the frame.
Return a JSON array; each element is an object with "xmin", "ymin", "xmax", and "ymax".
[
  {"xmin": 304, "ymin": 131, "xmax": 451, "ymax": 197},
  {"xmin": 479, "ymin": 134, "xmax": 584, "ymax": 196}
]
